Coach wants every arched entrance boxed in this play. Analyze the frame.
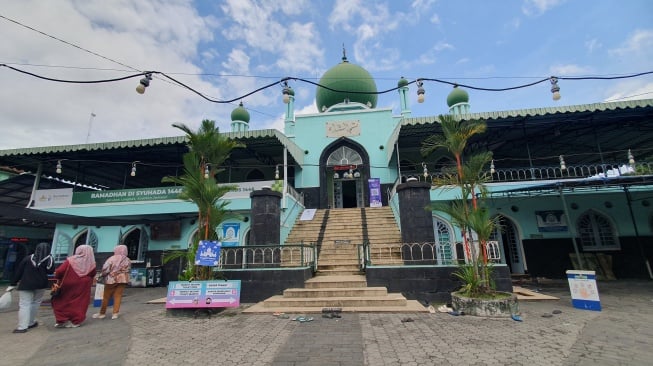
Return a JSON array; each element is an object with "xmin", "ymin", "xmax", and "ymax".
[
  {"xmin": 320, "ymin": 140, "xmax": 369, "ymax": 209},
  {"xmin": 492, "ymin": 215, "xmax": 526, "ymax": 274}
]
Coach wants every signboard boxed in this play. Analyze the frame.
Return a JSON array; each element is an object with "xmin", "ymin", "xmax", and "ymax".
[
  {"xmin": 368, "ymin": 178, "xmax": 382, "ymax": 207},
  {"xmin": 165, "ymin": 280, "xmax": 241, "ymax": 309},
  {"xmin": 221, "ymin": 223, "xmax": 240, "ymax": 247},
  {"xmin": 72, "ymin": 187, "xmax": 184, "ymax": 204},
  {"xmin": 535, "ymin": 210, "xmax": 568, "ymax": 232},
  {"xmin": 195, "ymin": 240, "xmax": 222, "ymax": 266},
  {"xmin": 33, "ymin": 188, "xmax": 73, "ymax": 208},
  {"xmin": 566, "ymin": 270, "xmax": 601, "ymax": 311}
]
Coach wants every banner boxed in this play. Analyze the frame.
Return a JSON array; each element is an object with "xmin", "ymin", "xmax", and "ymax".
[
  {"xmin": 221, "ymin": 223, "xmax": 240, "ymax": 247},
  {"xmin": 166, "ymin": 280, "xmax": 241, "ymax": 309},
  {"xmin": 368, "ymin": 178, "xmax": 382, "ymax": 207},
  {"xmin": 195, "ymin": 240, "xmax": 222, "ymax": 266}
]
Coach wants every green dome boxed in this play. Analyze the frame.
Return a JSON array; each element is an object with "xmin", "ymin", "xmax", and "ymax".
[
  {"xmin": 397, "ymin": 77, "xmax": 409, "ymax": 88},
  {"xmin": 446, "ymin": 86, "xmax": 469, "ymax": 107},
  {"xmin": 231, "ymin": 102, "xmax": 250, "ymax": 123},
  {"xmin": 316, "ymin": 57, "xmax": 377, "ymax": 112}
]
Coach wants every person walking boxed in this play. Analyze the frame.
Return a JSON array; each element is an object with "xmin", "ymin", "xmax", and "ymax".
[
  {"xmin": 93, "ymin": 244, "xmax": 131, "ymax": 320},
  {"xmin": 7, "ymin": 242, "xmax": 55, "ymax": 333},
  {"xmin": 51, "ymin": 244, "xmax": 96, "ymax": 328}
]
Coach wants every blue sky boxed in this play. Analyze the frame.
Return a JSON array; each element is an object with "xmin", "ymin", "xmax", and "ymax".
[{"xmin": 1, "ymin": 0, "xmax": 652, "ymax": 149}]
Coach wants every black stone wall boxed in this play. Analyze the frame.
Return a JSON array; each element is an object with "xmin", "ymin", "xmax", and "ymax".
[
  {"xmin": 366, "ymin": 265, "xmax": 512, "ymax": 304},
  {"xmin": 397, "ymin": 181, "xmax": 435, "ymax": 243}
]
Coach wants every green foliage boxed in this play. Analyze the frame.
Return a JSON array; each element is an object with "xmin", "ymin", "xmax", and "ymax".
[
  {"xmin": 161, "ymin": 120, "xmax": 243, "ymax": 281},
  {"xmin": 453, "ymin": 263, "xmax": 497, "ymax": 297}
]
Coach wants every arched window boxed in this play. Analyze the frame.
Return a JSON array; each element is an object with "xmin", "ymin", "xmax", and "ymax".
[
  {"xmin": 577, "ymin": 210, "xmax": 620, "ymax": 251},
  {"xmin": 73, "ymin": 228, "xmax": 98, "ymax": 253},
  {"xmin": 123, "ymin": 227, "xmax": 149, "ymax": 261},
  {"xmin": 433, "ymin": 216, "xmax": 454, "ymax": 264},
  {"xmin": 326, "ymin": 146, "xmax": 363, "ymax": 166}
]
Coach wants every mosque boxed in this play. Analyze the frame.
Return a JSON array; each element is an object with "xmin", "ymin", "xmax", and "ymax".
[{"xmin": 1, "ymin": 54, "xmax": 652, "ymax": 302}]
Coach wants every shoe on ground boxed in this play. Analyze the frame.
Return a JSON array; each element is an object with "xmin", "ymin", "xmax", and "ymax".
[
  {"xmin": 65, "ymin": 323, "xmax": 80, "ymax": 328},
  {"xmin": 12, "ymin": 328, "xmax": 28, "ymax": 333},
  {"xmin": 111, "ymin": 314, "xmax": 119, "ymax": 320},
  {"xmin": 28, "ymin": 321, "xmax": 39, "ymax": 329},
  {"xmin": 92, "ymin": 313, "xmax": 106, "ymax": 319},
  {"xmin": 54, "ymin": 322, "xmax": 67, "ymax": 328}
]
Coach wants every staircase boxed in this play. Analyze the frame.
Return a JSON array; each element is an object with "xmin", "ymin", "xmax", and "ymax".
[{"xmin": 244, "ymin": 207, "xmax": 427, "ymax": 313}]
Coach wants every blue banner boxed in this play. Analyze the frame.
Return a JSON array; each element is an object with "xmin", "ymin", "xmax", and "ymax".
[
  {"xmin": 368, "ymin": 178, "xmax": 382, "ymax": 207},
  {"xmin": 221, "ymin": 223, "xmax": 240, "ymax": 247},
  {"xmin": 195, "ymin": 240, "xmax": 222, "ymax": 266}
]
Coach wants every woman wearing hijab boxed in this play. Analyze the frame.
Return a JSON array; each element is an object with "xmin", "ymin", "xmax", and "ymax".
[
  {"xmin": 51, "ymin": 244, "xmax": 96, "ymax": 328},
  {"xmin": 7, "ymin": 242, "xmax": 55, "ymax": 333},
  {"xmin": 93, "ymin": 244, "xmax": 131, "ymax": 320}
]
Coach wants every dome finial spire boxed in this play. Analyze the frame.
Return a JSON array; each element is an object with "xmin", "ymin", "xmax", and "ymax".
[{"xmin": 342, "ymin": 43, "xmax": 348, "ymax": 62}]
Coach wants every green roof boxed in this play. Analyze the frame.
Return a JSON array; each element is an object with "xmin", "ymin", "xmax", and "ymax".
[{"xmin": 402, "ymin": 98, "xmax": 653, "ymax": 125}]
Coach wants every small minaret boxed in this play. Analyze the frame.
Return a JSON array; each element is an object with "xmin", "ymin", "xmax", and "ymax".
[
  {"xmin": 397, "ymin": 76, "xmax": 411, "ymax": 117},
  {"xmin": 230, "ymin": 101, "xmax": 250, "ymax": 132},
  {"xmin": 447, "ymin": 85, "xmax": 470, "ymax": 115},
  {"xmin": 282, "ymin": 83, "xmax": 295, "ymax": 138}
]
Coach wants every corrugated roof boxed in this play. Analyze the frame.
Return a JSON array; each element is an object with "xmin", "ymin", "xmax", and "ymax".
[
  {"xmin": 0, "ymin": 129, "xmax": 304, "ymax": 164},
  {"xmin": 401, "ymin": 98, "xmax": 653, "ymax": 126}
]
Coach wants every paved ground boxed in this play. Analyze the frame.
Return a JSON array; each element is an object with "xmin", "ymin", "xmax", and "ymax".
[{"xmin": 1, "ymin": 280, "xmax": 652, "ymax": 366}]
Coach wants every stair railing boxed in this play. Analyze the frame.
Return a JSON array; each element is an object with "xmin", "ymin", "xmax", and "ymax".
[{"xmin": 357, "ymin": 240, "xmax": 371, "ymax": 271}]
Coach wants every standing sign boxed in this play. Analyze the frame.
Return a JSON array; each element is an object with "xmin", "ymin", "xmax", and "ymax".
[
  {"xmin": 221, "ymin": 223, "xmax": 240, "ymax": 247},
  {"xmin": 195, "ymin": 240, "xmax": 222, "ymax": 266},
  {"xmin": 566, "ymin": 270, "xmax": 601, "ymax": 311},
  {"xmin": 165, "ymin": 280, "xmax": 241, "ymax": 309},
  {"xmin": 368, "ymin": 178, "xmax": 382, "ymax": 207}
]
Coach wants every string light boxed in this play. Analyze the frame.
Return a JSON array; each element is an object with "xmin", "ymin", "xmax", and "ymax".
[
  {"xmin": 136, "ymin": 73, "xmax": 152, "ymax": 94},
  {"xmin": 130, "ymin": 162, "xmax": 137, "ymax": 177},
  {"xmin": 490, "ymin": 159, "xmax": 495, "ymax": 174},
  {"xmin": 281, "ymin": 81, "xmax": 293, "ymax": 104},
  {"xmin": 559, "ymin": 155, "xmax": 566, "ymax": 171},
  {"xmin": 628, "ymin": 149, "xmax": 635, "ymax": 166},
  {"xmin": 2, "ymin": 64, "xmax": 652, "ymax": 104},
  {"xmin": 275, "ymin": 165, "xmax": 280, "ymax": 180},
  {"xmin": 422, "ymin": 162, "xmax": 429, "ymax": 178},
  {"xmin": 550, "ymin": 77, "xmax": 561, "ymax": 101},
  {"xmin": 416, "ymin": 79, "xmax": 425, "ymax": 103},
  {"xmin": 204, "ymin": 164, "xmax": 210, "ymax": 179},
  {"xmin": 56, "ymin": 160, "xmax": 62, "ymax": 174}
]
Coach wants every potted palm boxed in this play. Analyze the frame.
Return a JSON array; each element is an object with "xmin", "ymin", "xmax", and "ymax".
[
  {"xmin": 422, "ymin": 115, "xmax": 517, "ymax": 317},
  {"xmin": 162, "ymin": 120, "xmax": 243, "ymax": 281}
]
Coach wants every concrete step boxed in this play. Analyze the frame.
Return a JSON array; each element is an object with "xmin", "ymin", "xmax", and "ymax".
[
  {"xmin": 316, "ymin": 269, "xmax": 363, "ymax": 276},
  {"xmin": 304, "ymin": 275, "xmax": 367, "ymax": 288},
  {"xmin": 260, "ymin": 294, "xmax": 408, "ymax": 307},
  {"xmin": 317, "ymin": 264, "xmax": 360, "ymax": 271},
  {"xmin": 242, "ymin": 300, "xmax": 428, "ymax": 314},
  {"xmin": 283, "ymin": 287, "xmax": 388, "ymax": 298}
]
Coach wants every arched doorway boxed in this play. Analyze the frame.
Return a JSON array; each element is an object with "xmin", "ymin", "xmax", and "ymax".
[
  {"xmin": 492, "ymin": 215, "xmax": 526, "ymax": 274},
  {"xmin": 320, "ymin": 140, "xmax": 369, "ymax": 209}
]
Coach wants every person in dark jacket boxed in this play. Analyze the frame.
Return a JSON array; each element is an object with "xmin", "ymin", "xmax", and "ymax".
[{"xmin": 7, "ymin": 242, "xmax": 55, "ymax": 333}]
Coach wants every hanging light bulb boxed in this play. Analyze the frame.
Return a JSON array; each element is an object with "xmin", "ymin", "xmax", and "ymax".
[
  {"xmin": 490, "ymin": 159, "xmax": 496, "ymax": 174},
  {"xmin": 136, "ymin": 73, "xmax": 152, "ymax": 94},
  {"xmin": 550, "ymin": 77, "xmax": 561, "ymax": 101},
  {"xmin": 353, "ymin": 170, "xmax": 361, "ymax": 178},
  {"xmin": 56, "ymin": 160, "xmax": 62, "ymax": 174},
  {"xmin": 628, "ymin": 149, "xmax": 635, "ymax": 166},
  {"xmin": 204, "ymin": 164, "xmax": 210, "ymax": 179},
  {"xmin": 416, "ymin": 79, "xmax": 425, "ymax": 103},
  {"xmin": 559, "ymin": 155, "xmax": 566, "ymax": 171},
  {"xmin": 333, "ymin": 172, "xmax": 340, "ymax": 179},
  {"xmin": 275, "ymin": 165, "xmax": 280, "ymax": 180},
  {"xmin": 422, "ymin": 162, "xmax": 428, "ymax": 178},
  {"xmin": 281, "ymin": 81, "xmax": 293, "ymax": 104},
  {"xmin": 131, "ymin": 162, "xmax": 137, "ymax": 177}
]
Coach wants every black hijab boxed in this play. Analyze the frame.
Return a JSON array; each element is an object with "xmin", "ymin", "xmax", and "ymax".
[{"xmin": 31, "ymin": 242, "xmax": 52, "ymax": 266}]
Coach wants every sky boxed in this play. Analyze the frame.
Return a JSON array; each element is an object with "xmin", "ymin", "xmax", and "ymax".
[{"xmin": 1, "ymin": 0, "xmax": 652, "ymax": 149}]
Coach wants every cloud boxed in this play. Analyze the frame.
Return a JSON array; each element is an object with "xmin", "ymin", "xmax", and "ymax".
[
  {"xmin": 549, "ymin": 64, "xmax": 592, "ymax": 76},
  {"xmin": 522, "ymin": 0, "xmax": 565, "ymax": 16},
  {"xmin": 609, "ymin": 29, "xmax": 653, "ymax": 56},
  {"xmin": 0, "ymin": 0, "xmax": 222, "ymax": 149},
  {"xmin": 603, "ymin": 80, "xmax": 653, "ymax": 102},
  {"xmin": 585, "ymin": 38, "xmax": 602, "ymax": 53}
]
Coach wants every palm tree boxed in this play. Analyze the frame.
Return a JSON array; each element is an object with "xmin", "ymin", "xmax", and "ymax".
[
  {"xmin": 422, "ymin": 115, "xmax": 496, "ymax": 295},
  {"xmin": 162, "ymin": 120, "xmax": 244, "ymax": 280}
]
